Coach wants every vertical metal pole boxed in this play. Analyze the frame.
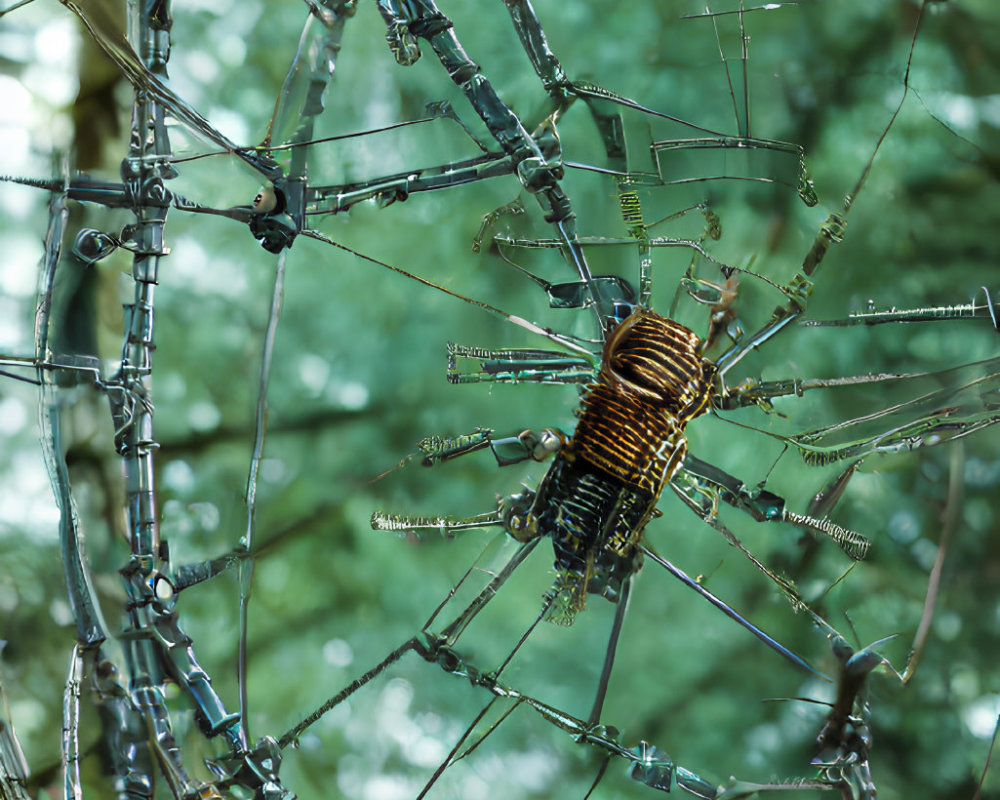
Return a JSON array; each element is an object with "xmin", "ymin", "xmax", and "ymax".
[{"xmin": 109, "ymin": 1, "xmax": 242, "ymax": 795}]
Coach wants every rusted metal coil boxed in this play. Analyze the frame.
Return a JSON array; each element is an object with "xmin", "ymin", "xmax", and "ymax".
[{"xmin": 572, "ymin": 308, "xmax": 716, "ymax": 498}]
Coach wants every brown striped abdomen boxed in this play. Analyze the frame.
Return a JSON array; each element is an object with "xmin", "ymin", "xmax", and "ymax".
[{"xmin": 571, "ymin": 309, "xmax": 716, "ymax": 498}]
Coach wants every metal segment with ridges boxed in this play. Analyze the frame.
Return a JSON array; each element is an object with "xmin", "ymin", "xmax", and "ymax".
[
  {"xmin": 573, "ymin": 381, "xmax": 688, "ymax": 497},
  {"xmin": 546, "ymin": 469, "xmax": 626, "ymax": 569},
  {"xmin": 572, "ymin": 309, "xmax": 714, "ymax": 497},
  {"xmin": 604, "ymin": 309, "xmax": 717, "ymax": 420}
]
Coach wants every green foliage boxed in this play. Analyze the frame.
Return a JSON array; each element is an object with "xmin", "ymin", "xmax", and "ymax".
[{"xmin": 1, "ymin": 2, "xmax": 999, "ymax": 799}]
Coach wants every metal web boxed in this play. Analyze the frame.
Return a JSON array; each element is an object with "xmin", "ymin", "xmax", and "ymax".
[{"xmin": 0, "ymin": 1, "xmax": 999, "ymax": 799}]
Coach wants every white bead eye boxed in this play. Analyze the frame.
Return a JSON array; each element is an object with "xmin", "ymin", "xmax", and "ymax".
[{"xmin": 253, "ymin": 186, "xmax": 278, "ymax": 213}]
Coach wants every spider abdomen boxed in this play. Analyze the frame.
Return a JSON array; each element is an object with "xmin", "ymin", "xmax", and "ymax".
[{"xmin": 527, "ymin": 309, "xmax": 716, "ymax": 618}]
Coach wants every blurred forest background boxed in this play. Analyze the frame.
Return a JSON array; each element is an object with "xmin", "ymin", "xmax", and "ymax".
[{"xmin": 1, "ymin": 0, "xmax": 999, "ymax": 798}]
